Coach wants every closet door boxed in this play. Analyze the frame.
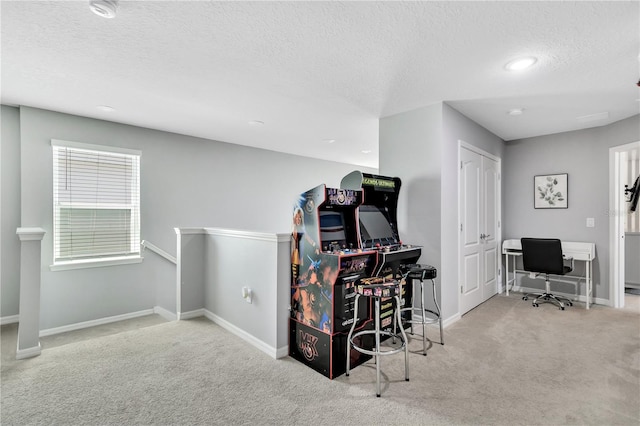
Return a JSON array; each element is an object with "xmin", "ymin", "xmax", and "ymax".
[{"xmin": 459, "ymin": 145, "xmax": 500, "ymax": 315}]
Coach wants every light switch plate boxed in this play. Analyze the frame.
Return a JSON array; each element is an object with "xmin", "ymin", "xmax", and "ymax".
[{"xmin": 586, "ymin": 217, "xmax": 595, "ymax": 228}]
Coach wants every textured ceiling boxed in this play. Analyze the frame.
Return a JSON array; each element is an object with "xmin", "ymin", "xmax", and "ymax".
[{"xmin": 2, "ymin": 1, "xmax": 639, "ymax": 168}]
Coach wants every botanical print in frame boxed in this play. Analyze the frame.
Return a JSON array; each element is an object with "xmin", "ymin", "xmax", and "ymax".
[{"xmin": 534, "ymin": 173, "xmax": 568, "ymax": 209}]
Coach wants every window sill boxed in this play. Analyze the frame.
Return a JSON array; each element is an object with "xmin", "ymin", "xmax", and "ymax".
[{"xmin": 50, "ymin": 255, "xmax": 142, "ymax": 271}]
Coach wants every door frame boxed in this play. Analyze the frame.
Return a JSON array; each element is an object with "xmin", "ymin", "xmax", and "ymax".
[
  {"xmin": 609, "ymin": 140, "xmax": 640, "ymax": 308},
  {"xmin": 458, "ymin": 140, "xmax": 502, "ymax": 312}
]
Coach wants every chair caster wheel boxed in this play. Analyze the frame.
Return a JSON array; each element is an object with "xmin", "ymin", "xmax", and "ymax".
[
  {"xmin": 522, "ymin": 296, "xmax": 528, "ymax": 300},
  {"xmin": 568, "ymin": 302, "xmax": 573, "ymax": 306},
  {"xmin": 560, "ymin": 307, "xmax": 565, "ymax": 310},
  {"xmin": 533, "ymin": 303, "xmax": 538, "ymax": 307}
]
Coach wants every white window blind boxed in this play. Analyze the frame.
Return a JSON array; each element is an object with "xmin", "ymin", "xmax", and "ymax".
[{"xmin": 52, "ymin": 140, "xmax": 140, "ymax": 263}]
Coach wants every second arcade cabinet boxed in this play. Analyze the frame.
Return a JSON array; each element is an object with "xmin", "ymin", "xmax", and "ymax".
[{"xmin": 289, "ymin": 185, "xmax": 377, "ymax": 379}]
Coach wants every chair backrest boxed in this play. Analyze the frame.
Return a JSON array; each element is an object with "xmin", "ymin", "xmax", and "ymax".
[{"xmin": 520, "ymin": 238, "xmax": 564, "ymax": 275}]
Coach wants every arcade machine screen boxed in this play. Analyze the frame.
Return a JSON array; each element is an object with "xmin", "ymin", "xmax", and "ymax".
[
  {"xmin": 358, "ymin": 204, "xmax": 397, "ymax": 248},
  {"xmin": 319, "ymin": 210, "xmax": 347, "ymax": 251}
]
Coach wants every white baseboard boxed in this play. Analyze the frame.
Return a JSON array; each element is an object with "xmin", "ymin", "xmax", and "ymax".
[
  {"xmin": 39, "ymin": 308, "xmax": 156, "ymax": 337},
  {"xmin": 275, "ymin": 345, "xmax": 289, "ymax": 359},
  {"xmin": 153, "ymin": 305, "xmax": 177, "ymax": 321},
  {"xmin": 16, "ymin": 342, "xmax": 41, "ymax": 360},
  {"xmin": 203, "ymin": 309, "xmax": 278, "ymax": 359},
  {"xmin": 1, "ymin": 314, "xmax": 19, "ymax": 325},
  {"xmin": 511, "ymin": 285, "xmax": 610, "ymax": 307},
  {"xmin": 179, "ymin": 308, "xmax": 205, "ymax": 320}
]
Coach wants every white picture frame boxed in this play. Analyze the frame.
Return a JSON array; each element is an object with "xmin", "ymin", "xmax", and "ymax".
[{"xmin": 534, "ymin": 173, "xmax": 568, "ymax": 209}]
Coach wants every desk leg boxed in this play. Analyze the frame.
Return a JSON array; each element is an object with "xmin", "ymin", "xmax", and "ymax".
[
  {"xmin": 505, "ymin": 253, "xmax": 510, "ymax": 296},
  {"xmin": 586, "ymin": 260, "xmax": 591, "ymax": 310}
]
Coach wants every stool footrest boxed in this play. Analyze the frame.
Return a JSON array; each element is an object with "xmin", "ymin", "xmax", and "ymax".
[
  {"xmin": 349, "ymin": 330, "xmax": 406, "ymax": 357},
  {"xmin": 400, "ymin": 307, "xmax": 441, "ymax": 325}
]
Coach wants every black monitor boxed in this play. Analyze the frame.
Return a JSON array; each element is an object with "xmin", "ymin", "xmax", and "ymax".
[
  {"xmin": 358, "ymin": 204, "xmax": 398, "ymax": 247},
  {"xmin": 319, "ymin": 210, "xmax": 347, "ymax": 247}
]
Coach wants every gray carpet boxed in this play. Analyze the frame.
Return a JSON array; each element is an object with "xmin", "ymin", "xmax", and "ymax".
[{"xmin": 2, "ymin": 293, "xmax": 639, "ymax": 425}]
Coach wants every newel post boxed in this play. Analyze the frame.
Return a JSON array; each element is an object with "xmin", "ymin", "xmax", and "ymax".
[{"xmin": 16, "ymin": 227, "xmax": 46, "ymax": 359}]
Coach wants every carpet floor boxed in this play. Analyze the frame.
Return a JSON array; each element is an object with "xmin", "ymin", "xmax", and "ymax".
[{"xmin": 2, "ymin": 293, "xmax": 639, "ymax": 425}]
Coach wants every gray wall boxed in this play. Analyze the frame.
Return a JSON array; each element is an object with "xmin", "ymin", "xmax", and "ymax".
[
  {"xmin": 379, "ymin": 103, "xmax": 443, "ymax": 309},
  {"xmin": 379, "ymin": 102, "xmax": 505, "ymax": 321},
  {"xmin": 503, "ymin": 114, "xmax": 640, "ymax": 300},
  {"xmin": 2, "ymin": 105, "xmax": 375, "ymax": 329},
  {"xmin": 442, "ymin": 104, "xmax": 504, "ymax": 318},
  {"xmin": 1, "ymin": 106, "xmax": 21, "ymax": 319}
]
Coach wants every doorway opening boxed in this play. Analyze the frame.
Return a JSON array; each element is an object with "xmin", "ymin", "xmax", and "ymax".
[{"xmin": 609, "ymin": 141, "xmax": 640, "ymax": 308}]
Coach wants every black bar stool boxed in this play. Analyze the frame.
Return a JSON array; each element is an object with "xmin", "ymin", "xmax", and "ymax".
[
  {"xmin": 396, "ymin": 264, "xmax": 443, "ymax": 356},
  {"xmin": 346, "ymin": 279, "xmax": 409, "ymax": 397}
]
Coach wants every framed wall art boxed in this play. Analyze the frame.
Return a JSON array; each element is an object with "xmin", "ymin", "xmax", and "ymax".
[{"xmin": 534, "ymin": 173, "xmax": 568, "ymax": 209}]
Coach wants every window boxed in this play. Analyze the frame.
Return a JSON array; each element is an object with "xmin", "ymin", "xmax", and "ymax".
[{"xmin": 52, "ymin": 140, "xmax": 141, "ymax": 267}]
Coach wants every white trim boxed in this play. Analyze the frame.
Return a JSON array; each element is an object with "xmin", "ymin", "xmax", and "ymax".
[
  {"xmin": 203, "ymin": 309, "xmax": 278, "ymax": 359},
  {"xmin": 50, "ymin": 255, "xmax": 142, "ymax": 271},
  {"xmin": 179, "ymin": 308, "xmax": 205, "ymax": 320},
  {"xmin": 39, "ymin": 308, "xmax": 155, "ymax": 337},
  {"xmin": 458, "ymin": 140, "xmax": 503, "ymax": 315},
  {"xmin": 276, "ymin": 233, "xmax": 291, "ymax": 243},
  {"xmin": 16, "ymin": 342, "xmax": 41, "ymax": 360},
  {"xmin": 204, "ymin": 228, "xmax": 280, "ymax": 242},
  {"xmin": 175, "ymin": 227, "xmax": 206, "ymax": 235},
  {"xmin": 141, "ymin": 240, "xmax": 177, "ymax": 264},
  {"xmin": 51, "ymin": 139, "xmax": 141, "ymax": 156},
  {"xmin": 508, "ymin": 286, "xmax": 610, "ymax": 307},
  {"xmin": 1, "ymin": 314, "xmax": 19, "ymax": 325},
  {"xmin": 459, "ymin": 140, "xmax": 500, "ymax": 162},
  {"xmin": 442, "ymin": 312, "xmax": 461, "ymax": 328},
  {"xmin": 16, "ymin": 227, "xmax": 46, "ymax": 241},
  {"xmin": 276, "ymin": 345, "xmax": 289, "ymax": 359},
  {"xmin": 609, "ymin": 141, "xmax": 640, "ymax": 309},
  {"xmin": 153, "ymin": 305, "xmax": 177, "ymax": 322}
]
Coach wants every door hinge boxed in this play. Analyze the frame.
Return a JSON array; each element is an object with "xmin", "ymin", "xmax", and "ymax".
[
  {"xmin": 460, "ymin": 223, "xmax": 463, "ymax": 232},
  {"xmin": 460, "ymin": 161, "xmax": 463, "ymax": 169},
  {"xmin": 460, "ymin": 285, "xmax": 463, "ymax": 294}
]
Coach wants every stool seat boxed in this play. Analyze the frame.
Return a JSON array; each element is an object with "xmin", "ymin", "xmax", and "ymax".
[
  {"xmin": 346, "ymin": 278, "xmax": 409, "ymax": 397},
  {"xmin": 396, "ymin": 264, "xmax": 443, "ymax": 356}
]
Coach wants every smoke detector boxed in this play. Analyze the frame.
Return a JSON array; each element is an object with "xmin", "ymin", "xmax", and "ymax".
[{"xmin": 89, "ymin": 0, "xmax": 118, "ymax": 19}]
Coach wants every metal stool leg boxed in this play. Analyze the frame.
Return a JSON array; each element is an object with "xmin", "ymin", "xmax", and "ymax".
[
  {"xmin": 374, "ymin": 297, "xmax": 381, "ymax": 397},
  {"xmin": 419, "ymin": 280, "xmax": 427, "ymax": 355},
  {"xmin": 394, "ymin": 295, "xmax": 409, "ymax": 382},
  {"xmin": 431, "ymin": 278, "xmax": 444, "ymax": 345},
  {"xmin": 345, "ymin": 294, "xmax": 360, "ymax": 377}
]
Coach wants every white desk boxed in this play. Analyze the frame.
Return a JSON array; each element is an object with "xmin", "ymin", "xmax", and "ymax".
[{"xmin": 502, "ymin": 239, "xmax": 596, "ymax": 309}]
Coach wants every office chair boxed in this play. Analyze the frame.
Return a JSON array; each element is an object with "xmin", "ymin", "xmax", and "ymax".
[{"xmin": 520, "ymin": 238, "xmax": 574, "ymax": 310}]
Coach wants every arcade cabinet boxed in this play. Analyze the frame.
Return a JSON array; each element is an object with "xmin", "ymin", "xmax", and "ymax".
[
  {"xmin": 289, "ymin": 184, "xmax": 377, "ymax": 379},
  {"xmin": 341, "ymin": 171, "xmax": 427, "ymax": 331},
  {"xmin": 340, "ymin": 171, "xmax": 423, "ymax": 277}
]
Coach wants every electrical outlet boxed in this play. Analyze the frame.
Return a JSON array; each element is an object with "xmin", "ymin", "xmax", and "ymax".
[
  {"xmin": 242, "ymin": 286, "xmax": 253, "ymax": 304},
  {"xmin": 586, "ymin": 217, "xmax": 595, "ymax": 228}
]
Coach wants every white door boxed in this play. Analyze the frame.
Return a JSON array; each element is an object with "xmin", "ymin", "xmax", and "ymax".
[{"xmin": 459, "ymin": 145, "xmax": 500, "ymax": 315}]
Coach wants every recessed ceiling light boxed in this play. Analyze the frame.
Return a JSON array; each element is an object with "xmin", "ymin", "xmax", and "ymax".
[
  {"xmin": 89, "ymin": 0, "xmax": 118, "ymax": 19},
  {"xmin": 508, "ymin": 108, "xmax": 524, "ymax": 116},
  {"xmin": 97, "ymin": 105, "xmax": 115, "ymax": 112},
  {"xmin": 505, "ymin": 57, "xmax": 537, "ymax": 71},
  {"xmin": 248, "ymin": 120, "xmax": 264, "ymax": 126},
  {"xmin": 323, "ymin": 139, "xmax": 336, "ymax": 144},
  {"xmin": 361, "ymin": 150, "xmax": 372, "ymax": 154}
]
